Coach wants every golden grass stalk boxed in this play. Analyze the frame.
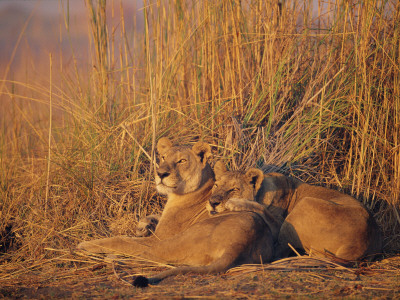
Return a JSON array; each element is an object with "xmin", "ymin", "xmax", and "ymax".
[{"xmin": 44, "ymin": 54, "xmax": 53, "ymax": 215}]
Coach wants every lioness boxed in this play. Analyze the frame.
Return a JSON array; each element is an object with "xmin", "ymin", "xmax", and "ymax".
[
  {"xmin": 208, "ymin": 162, "xmax": 382, "ymax": 263},
  {"xmin": 79, "ymin": 137, "xmax": 214, "ymax": 251},
  {"xmin": 136, "ymin": 136, "xmax": 214, "ymax": 237},
  {"xmin": 148, "ymin": 137, "xmax": 215, "ymax": 238},
  {"xmin": 78, "ymin": 139, "xmax": 276, "ymax": 286}
]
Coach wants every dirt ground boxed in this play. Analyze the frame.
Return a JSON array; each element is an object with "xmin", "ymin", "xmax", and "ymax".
[{"xmin": 1, "ymin": 254, "xmax": 399, "ymax": 299}]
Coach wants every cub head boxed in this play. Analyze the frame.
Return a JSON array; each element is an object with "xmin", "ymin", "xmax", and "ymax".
[
  {"xmin": 155, "ymin": 137, "xmax": 213, "ymax": 195},
  {"xmin": 207, "ymin": 161, "xmax": 264, "ymax": 214}
]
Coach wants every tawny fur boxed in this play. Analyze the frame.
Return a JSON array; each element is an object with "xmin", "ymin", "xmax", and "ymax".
[
  {"xmin": 78, "ymin": 139, "xmax": 275, "ymax": 285},
  {"xmin": 208, "ymin": 161, "xmax": 382, "ymax": 263}
]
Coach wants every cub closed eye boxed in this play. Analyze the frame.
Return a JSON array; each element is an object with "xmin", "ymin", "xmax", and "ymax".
[{"xmin": 229, "ymin": 188, "xmax": 240, "ymax": 193}]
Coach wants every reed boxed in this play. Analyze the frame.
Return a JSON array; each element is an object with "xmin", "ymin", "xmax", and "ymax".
[{"xmin": 0, "ymin": 0, "xmax": 399, "ymax": 266}]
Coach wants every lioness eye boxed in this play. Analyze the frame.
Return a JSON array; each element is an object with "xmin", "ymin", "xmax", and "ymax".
[
  {"xmin": 160, "ymin": 155, "xmax": 165, "ymax": 161},
  {"xmin": 177, "ymin": 159, "xmax": 187, "ymax": 164},
  {"xmin": 213, "ymin": 183, "xmax": 218, "ymax": 189}
]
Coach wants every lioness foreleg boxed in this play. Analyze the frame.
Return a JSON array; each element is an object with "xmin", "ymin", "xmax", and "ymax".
[{"xmin": 78, "ymin": 236, "xmax": 154, "ymax": 256}]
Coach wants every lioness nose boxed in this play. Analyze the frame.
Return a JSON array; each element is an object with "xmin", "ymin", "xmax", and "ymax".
[{"xmin": 157, "ymin": 170, "xmax": 170, "ymax": 179}]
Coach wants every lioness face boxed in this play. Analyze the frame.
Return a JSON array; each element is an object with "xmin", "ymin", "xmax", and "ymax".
[
  {"xmin": 155, "ymin": 137, "xmax": 212, "ymax": 195},
  {"xmin": 207, "ymin": 161, "xmax": 264, "ymax": 215}
]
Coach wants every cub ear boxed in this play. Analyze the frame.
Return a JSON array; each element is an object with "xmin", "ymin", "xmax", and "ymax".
[
  {"xmin": 157, "ymin": 137, "xmax": 173, "ymax": 155},
  {"xmin": 245, "ymin": 168, "xmax": 264, "ymax": 194},
  {"xmin": 213, "ymin": 160, "xmax": 227, "ymax": 180},
  {"xmin": 192, "ymin": 141, "xmax": 212, "ymax": 166}
]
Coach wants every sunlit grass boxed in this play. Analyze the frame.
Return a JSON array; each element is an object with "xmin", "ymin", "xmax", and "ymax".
[{"xmin": 0, "ymin": 0, "xmax": 399, "ymax": 265}]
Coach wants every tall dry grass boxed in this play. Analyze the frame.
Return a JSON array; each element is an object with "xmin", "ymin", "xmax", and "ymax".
[{"xmin": 0, "ymin": 0, "xmax": 399, "ymax": 269}]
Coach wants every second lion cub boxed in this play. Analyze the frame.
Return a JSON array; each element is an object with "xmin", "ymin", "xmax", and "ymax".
[{"xmin": 207, "ymin": 161, "xmax": 382, "ymax": 263}]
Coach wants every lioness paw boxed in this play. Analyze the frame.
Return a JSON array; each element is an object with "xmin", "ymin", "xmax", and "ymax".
[{"xmin": 136, "ymin": 214, "xmax": 160, "ymax": 237}]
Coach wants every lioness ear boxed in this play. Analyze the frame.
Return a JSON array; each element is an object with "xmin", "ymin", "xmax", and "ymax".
[
  {"xmin": 245, "ymin": 168, "xmax": 264, "ymax": 194},
  {"xmin": 192, "ymin": 141, "xmax": 212, "ymax": 166},
  {"xmin": 213, "ymin": 160, "xmax": 227, "ymax": 180},
  {"xmin": 157, "ymin": 137, "xmax": 173, "ymax": 155}
]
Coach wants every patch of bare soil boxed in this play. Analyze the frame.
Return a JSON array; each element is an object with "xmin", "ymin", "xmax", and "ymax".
[{"xmin": 0, "ymin": 254, "xmax": 399, "ymax": 299}]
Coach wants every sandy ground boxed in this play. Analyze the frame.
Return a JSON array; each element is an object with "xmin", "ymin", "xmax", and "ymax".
[{"xmin": 1, "ymin": 254, "xmax": 399, "ymax": 299}]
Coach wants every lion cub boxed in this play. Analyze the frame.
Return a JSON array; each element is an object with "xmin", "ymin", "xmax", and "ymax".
[
  {"xmin": 207, "ymin": 162, "xmax": 382, "ymax": 263},
  {"xmin": 206, "ymin": 162, "xmax": 283, "ymax": 241}
]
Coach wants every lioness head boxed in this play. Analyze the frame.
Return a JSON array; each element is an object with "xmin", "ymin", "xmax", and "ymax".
[
  {"xmin": 207, "ymin": 161, "xmax": 264, "ymax": 214},
  {"xmin": 155, "ymin": 137, "xmax": 213, "ymax": 195}
]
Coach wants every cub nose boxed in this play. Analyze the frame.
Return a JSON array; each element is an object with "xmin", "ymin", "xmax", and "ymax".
[
  {"xmin": 209, "ymin": 197, "xmax": 221, "ymax": 209},
  {"xmin": 157, "ymin": 170, "xmax": 170, "ymax": 179}
]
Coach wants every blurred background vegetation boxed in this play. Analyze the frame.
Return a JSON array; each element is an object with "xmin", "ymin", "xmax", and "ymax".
[{"xmin": 0, "ymin": 0, "xmax": 399, "ymax": 266}]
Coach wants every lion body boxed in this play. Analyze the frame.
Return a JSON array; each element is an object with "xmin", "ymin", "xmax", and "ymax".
[
  {"xmin": 277, "ymin": 181, "xmax": 382, "ymax": 261},
  {"xmin": 208, "ymin": 163, "xmax": 382, "ymax": 262},
  {"xmin": 78, "ymin": 139, "xmax": 275, "ymax": 285}
]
